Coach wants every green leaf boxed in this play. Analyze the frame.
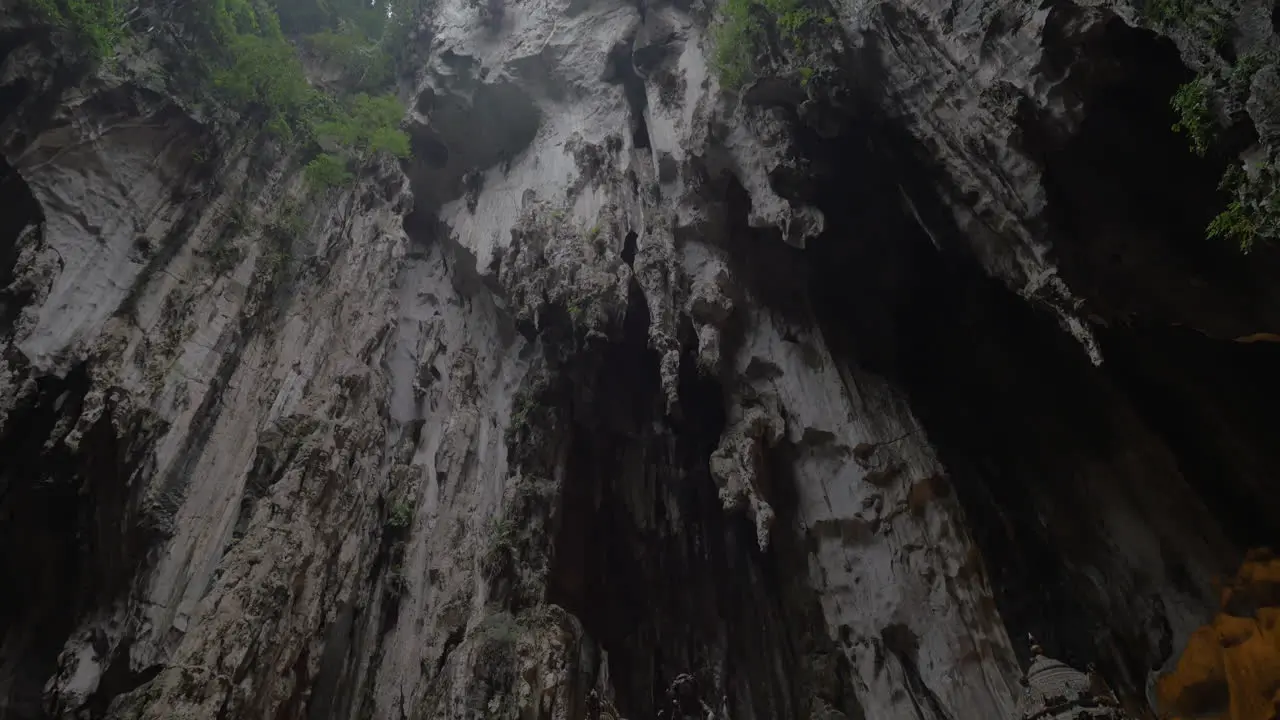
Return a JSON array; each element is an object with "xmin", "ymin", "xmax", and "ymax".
[{"xmin": 305, "ymin": 153, "xmax": 355, "ymax": 189}]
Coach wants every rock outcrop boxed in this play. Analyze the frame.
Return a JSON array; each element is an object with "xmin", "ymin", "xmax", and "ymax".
[
  {"xmin": 2, "ymin": 0, "xmax": 1279, "ymax": 717},
  {"xmin": 1157, "ymin": 549, "xmax": 1280, "ymax": 720}
]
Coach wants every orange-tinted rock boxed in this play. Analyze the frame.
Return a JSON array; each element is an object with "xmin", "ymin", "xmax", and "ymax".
[{"xmin": 1157, "ymin": 552, "xmax": 1280, "ymax": 720}]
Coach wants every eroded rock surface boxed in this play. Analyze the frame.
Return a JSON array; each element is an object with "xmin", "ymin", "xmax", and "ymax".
[
  {"xmin": 2, "ymin": 0, "xmax": 1280, "ymax": 717},
  {"xmin": 1158, "ymin": 549, "xmax": 1280, "ymax": 720}
]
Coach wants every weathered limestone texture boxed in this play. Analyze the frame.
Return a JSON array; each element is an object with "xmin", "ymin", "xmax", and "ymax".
[
  {"xmin": 1157, "ymin": 550, "xmax": 1280, "ymax": 720},
  {"xmin": 2, "ymin": 0, "xmax": 1280, "ymax": 716}
]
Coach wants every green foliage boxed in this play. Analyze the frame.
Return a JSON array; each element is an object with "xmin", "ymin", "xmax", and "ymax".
[
  {"xmin": 204, "ymin": 7, "xmax": 410, "ymax": 175},
  {"xmin": 325, "ymin": 0, "xmax": 392, "ymax": 39},
  {"xmin": 1143, "ymin": 0, "xmax": 1228, "ymax": 29},
  {"xmin": 304, "ymin": 27, "xmax": 394, "ymax": 90},
  {"xmin": 204, "ymin": 202, "xmax": 253, "ymax": 272},
  {"xmin": 1171, "ymin": 77, "xmax": 1214, "ymax": 156},
  {"xmin": 27, "ymin": 0, "xmax": 126, "ymax": 60},
  {"xmin": 266, "ymin": 199, "xmax": 306, "ymax": 245},
  {"xmin": 275, "ymin": 0, "xmax": 340, "ymax": 35},
  {"xmin": 25, "ymin": 0, "xmax": 417, "ymax": 191},
  {"xmin": 711, "ymin": 0, "xmax": 761, "ymax": 90},
  {"xmin": 710, "ymin": 0, "xmax": 831, "ymax": 90},
  {"xmin": 509, "ymin": 393, "xmax": 535, "ymax": 433},
  {"xmin": 768, "ymin": 0, "xmax": 819, "ymax": 35},
  {"xmin": 1228, "ymin": 52, "xmax": 1266, "ymax": 102},
  {"xmin": 380, "ymin": 0, "xmax": 430, "ymax": 57},
  {"xmin": 1207, "ymin": 199, "xmax": 1257, "ymax": 251},
  {"xmin": 1208, "ymin": 163, "xmax": 1280, "ymax": 253},
  {"xmin": 276, "ymin": 0, "xmax": 394, "ymax": 37},
  {"xmin": 305, "ymin": 153, "xmax": 355, "ymax": 189},
  {"xmin": 214, "ymin": 32, "xmax": 323, "ymax": 142},
  {"xmin": 315, "ymin": 93, "xmax": 411, "ymax": 158},
  {"xmin": 387, "ymin": 500, "xmax": 414, "ymax": 530}
]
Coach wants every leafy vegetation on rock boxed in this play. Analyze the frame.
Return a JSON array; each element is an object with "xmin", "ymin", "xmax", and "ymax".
[
  {"xmin": 26, "ymin": 0, "xmax": 126, "ymax": 60},
  {"xmin": 1166, "ymin": 46, "xmax": 1279, "ymax": 253},
  {"xmin": 1208, "ymin": 163, "xmax": 1280, "ymax": 253},
  {"xmin": 387, "ymin": 500, "xmax": 414, "ymax": 530},
  {"xmin": 214, "ymin": 32, "xmax": 325, "ymax": 142},
  {"xmin": 23, "ymin": 0, "xmax": 413, "ymax": 187},
  {"xmin": 1143, "ymin": 0, "xmax": 1231, "ymax": 38},
  {"xmin": 304, "ymin": 153, "xmax": 355, "ymax": 190},
  {"xmin": 316, "ymin": 93, "xmax": 413, "ymax": 158},
  {"xmin": 203, "ymin": 2, "xmax": 413, "ymax": 173},
  {"xmin": 710, "ymin": 0, "xmax": 832, "ymax": 90},
  {"xmin": 1171, "ymin": 76, "xmax": 1214, "ymax": 156},
  {"xmin": 303, "ymin": 27, "xmax": 394, "ymax": 91}
]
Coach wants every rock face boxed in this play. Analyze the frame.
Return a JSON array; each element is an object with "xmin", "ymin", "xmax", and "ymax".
[
  {"xmin": 2, "ymin": 0, "xmax": 1279, "ymax": 717},
  {"xmin": 1157, "ymin": 549, "xmax": 1280, "ymax": 720}
]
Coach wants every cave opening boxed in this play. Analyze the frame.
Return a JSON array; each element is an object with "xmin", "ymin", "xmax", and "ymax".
[
  {"xmin": 1033, "ymin": 15, "xmax": 1277, "ymax": 329},
  {"xmin": 621, "ymin": 230, "xmax": 637, "ymax": 266}
]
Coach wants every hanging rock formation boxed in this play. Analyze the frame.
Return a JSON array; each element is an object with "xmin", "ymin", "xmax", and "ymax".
[{"xmin": 2, "ymin": 0, "xmax": 1279, "ymax": 717}]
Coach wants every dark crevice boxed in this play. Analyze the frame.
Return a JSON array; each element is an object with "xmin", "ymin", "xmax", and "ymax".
[
  {"xmin": 1100, "ymin": 326, "xmax": 1280, "ymax": 551},
  {"xmin": 0, "ymin": 30, "xmax": 27, "ymax": 68},
  {"xmin": 787, "ymin": 9, "xmax": 1280, "ymax": 713},
  {"xmin": 621, "ymin": 230, "xmax": 638, "ymax": 267},
  {"xmin": 0, "ymin": 79, "xmax": 31, "ymax": 124},
  {"xmin": 882, "ymin": 624, "xmax": 954, "ymax": 720},
  {"xmin": 0, "ymin": 366, "xmax": 92, "ymax": 719},
  {"xmin": 84, "ymin": 641, "xmax": 162, "ymax": 718},
  {"xmin": 1025, "ymin": 16, "xmax": 1280, "ymax": 334},
  {"xmin": 434, "ymin": 625, "xmax": 466, "ymax": 677},
  {"xmin": 1, "ymin": 363, "xmax": 166, "ymax": 719},
  {"xmin": 606, "ymin": 39, "xmax": 652, "ymax": 150},
  {"xmin": 305, "ymin": 601, "xmax": 357, "ymax": 720},
  {"xmin": 0, "ymin": 159, "xmax": 42, "ymax": 336},
  {"xmin": 414, "ymin": 133, "xmax": 449, "ymax": 169},
  {"xmin": 0, "ymin": 30, "xmax": 44, "ymax": 128},
  {"xmin": 540, "ymin": 161, "xmax": 859, "ymax": 718}
]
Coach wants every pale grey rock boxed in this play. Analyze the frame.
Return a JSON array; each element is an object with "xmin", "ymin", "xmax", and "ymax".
[
  {"xmin": 724, "ymin": 107, "xmax": 827, "ymax": 248},
  {"xmin": 1, "ymin": 0, "xmax": 1276, "ymax": 717},
  {"xmin": 709, "ymin": 390, "xmax": 784, "ymax": 551}
]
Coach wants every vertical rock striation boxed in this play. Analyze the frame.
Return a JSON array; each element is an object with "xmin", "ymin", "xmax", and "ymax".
[{"xmin": 1, "ymin": 0, "xmax": 1278, "ymax": 717}]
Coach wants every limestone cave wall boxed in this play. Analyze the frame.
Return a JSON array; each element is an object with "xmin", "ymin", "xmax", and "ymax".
[{"xmin": 0, "ymin": 0, "xmax": 1277, "ymax": 717}]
